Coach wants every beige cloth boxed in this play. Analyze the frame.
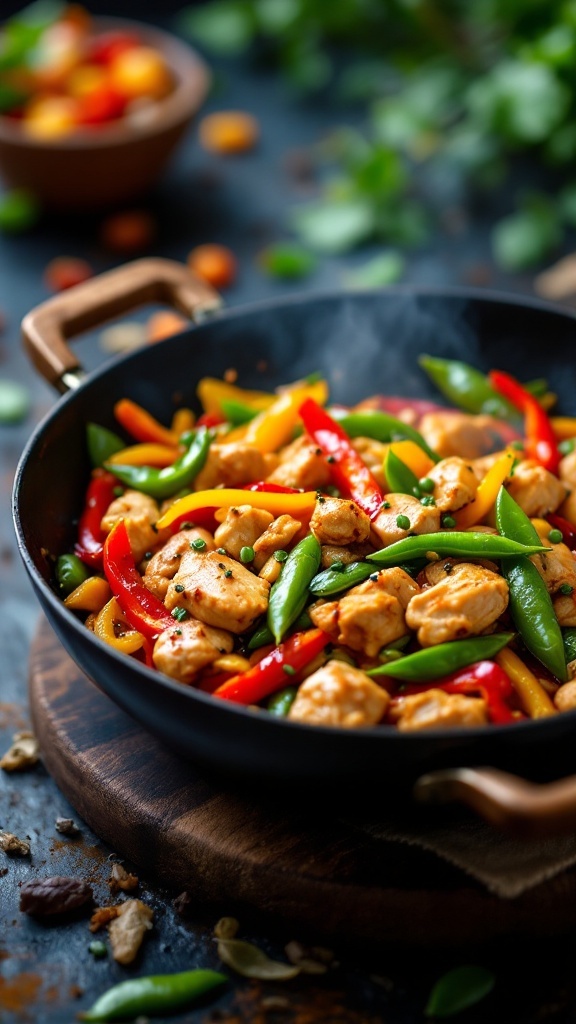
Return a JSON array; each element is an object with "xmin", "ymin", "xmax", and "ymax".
[{"xmin": 345, "ymin": 814, "xmax": 576, "ymax": 899}]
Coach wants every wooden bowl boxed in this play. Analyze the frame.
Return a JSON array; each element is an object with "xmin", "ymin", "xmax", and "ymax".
[{"xmin": 0, "ymin": 18, "xmax": 210, "ymax": 210}]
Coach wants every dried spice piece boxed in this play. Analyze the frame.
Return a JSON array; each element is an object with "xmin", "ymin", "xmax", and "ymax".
[
  {"xmin": 284, "ymin": 940, "xmax": 331, "ymax": 975},
  {"xmin": 55, "ymin": 817, "xmax": 80, "ymax": 836},
  {"xmin": 213, "ymin": 917, "xmax": 239, "ymax": 940},
  {"xmin": 173, "ymin": 890, "xmax": 193, "ymax": 917},
  {"xmin": 0, "ymin": 731, "xmax": 39, "ymax": 772},
  {"xmin": 216, "ymin": 938, "xmax": 300, "ymax": 980},
  {"xmin": 20, "ymin": 876, "xmax": 93, "ymax": 916},
  {"xmin": 108, "ymin": 899, "xmax": 153, "ymax": 965},
  {"xmin": 0, "ymin": 831, "xmax": 30, "ymax": 856},
  {"xmin": 90, "ymin": 906, "xmax": 119, "ymax": 933},
  {"xmin": 109, "ymin": 862, "xmax": 138, "ymax": 893}
]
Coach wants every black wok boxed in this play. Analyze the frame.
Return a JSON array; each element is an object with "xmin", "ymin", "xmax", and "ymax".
[{"xmin": 13, "ymin": 258, "xmax": 576, "ymax": 829}]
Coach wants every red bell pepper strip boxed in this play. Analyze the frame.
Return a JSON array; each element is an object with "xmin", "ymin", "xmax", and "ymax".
[
  {"xmin": 75, "ymin": 470, "xmax": 118, "ymax": 568},
  {"xmin": 102, "ymin": 520, "xmax": 175, "ymax": 641},
  {"xmin": 394, "ymin": 660, "xmax": 517, "ymax": 724},
  {"xmin": 489, "ymin": 370, "xmax": 560, "ymax": 474},
  {"xmin": 547, "ymin": 513, "xmax": 576, "ymax": 551},
  {"xmin": 213, "ymin": 628, "xmax": 330, "ymax": 705},
  {"xmin": 114, "ymin": 398, "xmax": 179, "ymax": 446},
  {"xmin": 243, "ymin": 481, "xmax": 305, "ymax": 494},
  {"xmin": 299, "ymin": 398, "xmax": 384, "ymax": 520},
  {"xmin": 196, "ymin": 410, "xmax": 227, "ymax": 429}
]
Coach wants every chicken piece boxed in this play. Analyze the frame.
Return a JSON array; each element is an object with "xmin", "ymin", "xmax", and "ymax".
[
  {"xmin": 553, "ymin": 593, "xmax": 576, "ymax": 627},
  {"xmin": 165, "ymin": 549, "xmax": 269, "ymax": 633},
  {"xmin": 393, "ymin": 689, "xmax": 488, "ymax": 731},
  {"xmin": 193, "ymin": 442, "xmax": 272, "ymax": 491},
  {"xmin": 423, "ymin": 554, "xmax": 499, "ymax": 586},
  {"xmin": 505, "ymin": 460, "xmax": 567, "ymax": 518},
  {"xmin": 310, "ymin": 496, "xmax": 371, "ymax": 548},
  {"xmin": 144, "ymin": 528, "xmax": 215, "ymax": 600},
  {"xmin": 419, "ymin": 411, "xmax": 508, "ymax": 460},
  {"xmin": 555, "ymin": 681, "xmax": 576, "ymax": 712},
  {"xmin": 308, "ymin": 569, "xmax": 418, "ymax": 658},
  {"xmin": 405, "ymin": 562, "xmax": 509, "ymax": 646},
  {"xmin": 351, "ymin": 437, "xmax": 388, "ymax": 489},
  {"xmin": 372, "ymin": 494, "xmax": 440, "ymax": 547},
  {"xmin": 427, "ymin": 456, "xmax": 478, "ymax": 513},
  {"xmin": 559, "ymin": 492, "xmax": 576, "ymax": 529},
  {"xmin": 288, "ymin": 660, "xmax": 389, "ymax": 728},
  {"xmin": 153, "ymin": 618, "xmax": 233, "ymax": 684},
  {"xmin": 320, "ymin": 544, "xmax": 373, "ymax": 569},
  {"xmin": 213, "ymin": 505, "xmax": 274, "ymax": 561},
  {"xmin": 559, "ymin": 449, "xmax": 576, "ymax": 490},
  {"xmin": 252, "ymin": 515, "xmax": 301, "ymax": 571},
  {"xmin": 101, "ymin": 490, "xmax": 167, "ymax": 562},
  {"xmin": 529, "ymin": 519, "xmax": 576, "ymax": 597},
  {"xmin": 266, "ymin": 435, "xmax": 331, "ymax": 491}
]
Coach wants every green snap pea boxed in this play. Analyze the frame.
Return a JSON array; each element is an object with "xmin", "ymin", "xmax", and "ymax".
[
  {"xmin": 267, "ymin": 685, "xmax": 298, "ymax": 716},
  {"xmin": 309, "ymin": 561, "xmax": 374, "ymax": 597},
  {"xmin": 367, "ymin": 531, "xmax": 547, "ymax": 566},
  {"xmin": 368, "ymin": 633, "xmax": 514, "ymax": 681},
  {"xmin": 563, "ymin": 628, "xmax": 576, "ymax": 665},
  {"xmin": 332, "ymin": 409, "xmax": 439, "ymax": 463},
  {"xmin": 80, "ymin": 968, "xmax": 226, "ymax": 1021},
  {"xmin": 495, "ymin": 488, "xmax": 567, "ymax": 682},
  {"xmin": 220, "ymin": 399, "xmax": 259, "ymax": 425},
  {"xmin": 418, "ymin": 354, "xmax": 518, "ymax": 421},
  {"xmin": 56, "ymin": 553, "xmax": 91, "ymax": 595},
  {"xmin": 384, "ymin": 448, "xmax": 419, "ymax": 495},
  {"xmin": 86, "ymin": 422, "xmax": 125, "ymax": 468},
  {"xmin": 247, "ymin": 610, "xmax": 312, "ymax": 650},
  {"xmin": 267, "ymin": 534, "xmax": 321, "ymax": 644},
  {"xmin": 104, "ymin": 427, "xmax": 212, "ymax": 500}
]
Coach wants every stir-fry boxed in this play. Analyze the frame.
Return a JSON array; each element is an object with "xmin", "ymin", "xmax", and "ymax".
[{"xmin": 55, "ymin": 357, "xmax": 576, "ymax": 731}]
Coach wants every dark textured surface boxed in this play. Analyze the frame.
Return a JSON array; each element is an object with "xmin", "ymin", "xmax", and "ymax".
[{"xmin": 3, "ymin": 10, "xmax": 576, "ymax": 1023}]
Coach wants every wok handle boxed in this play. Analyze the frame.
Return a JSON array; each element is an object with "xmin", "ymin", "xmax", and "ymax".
[
  {"xmin": 21, "ymin": 257, "xmax": 221, "ymax": 394},
  {"xmin": 414, "ymin": 766, "xmax": 576, "ymax": 837}
]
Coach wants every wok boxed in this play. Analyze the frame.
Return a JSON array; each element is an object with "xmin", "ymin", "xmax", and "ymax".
[{"xmin": 13, "ymin": 258, "xmax": 576, "ymax": 834}]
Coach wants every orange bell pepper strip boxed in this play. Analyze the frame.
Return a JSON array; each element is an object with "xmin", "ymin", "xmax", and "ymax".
[
  {"xmin": 64, "ymin": 575, "xmax": 111, "ymax": 612},
  {"xmin": 171, "ymin": 407, "xmax": 196, "ymax": 435},
  {"xmin": 94, "ymin": 597, "xmax": 145, "ymax": 655},
  {"xmin": 197, "ymin": 377, "xmax": 275, "ymax": 416},
  {"xmin": 106, "ymin": 443, "xmax": 180, "ymax": 467},
  {"xmin": 453, "ymin": 450, "xmax": 515, "ymax": 529},
  {"xmin": 385, "ymin": 440, "xmax": 435, "ymax": 481},
  {"xmin": 114, "ymin": 398, "xmax": 179, "ymax": 446},
  {"xmin": 495, "ymin": 648, "xmax": 556, "ymax": 718},
  {"xmin": 224, "ymin": 379, "xmax": 329, "ymax": 451},
  {"xmin": 551, "ymin": 417, "xmax": 576, "ymax": 441},
  {"xmin": 156, "ymin": 488, "xmax": 318, "ymax": 531}
]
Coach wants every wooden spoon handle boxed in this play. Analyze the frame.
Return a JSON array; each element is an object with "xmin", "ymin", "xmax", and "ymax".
[
  {"xmin": 414, "ymin": 766, "xmax": 576, "ymax": 836},
  {"xmin": 21, "ymin": 257, "xmax": 221, "ymax": 393}
]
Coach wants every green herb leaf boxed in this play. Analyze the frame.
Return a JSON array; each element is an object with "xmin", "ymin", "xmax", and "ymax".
[
  {"xmin": 0, "ymin": 190, "xmax": 39, "ymax": 233},
  {"xmin": 217, "ymin": 938, "xmax": 301, "ymax": 979},
  {"xmin": 177, "ymin": 0, "xmax": 255, "ymax": 55},
  {"xmin": 0, "ymin": 380, "xmax": 30, "ymax": 424},
  {"xmin": 343, "ymin": 251, "xmax": 405, "ymax": 288},
  {"xmin": 292, "ymin": 199, "xmax": 374, "ymax": 253},
  {"xmin": 492, "ymin": 195, "xmax": 561, "ymax": 270},
  {"xmin": 259, "ymin": 243, "xmax": 317, "ymax": 279},
  {"xmin": 425, "ymin": 965, "xmax": 495, "ymax": 1018}
]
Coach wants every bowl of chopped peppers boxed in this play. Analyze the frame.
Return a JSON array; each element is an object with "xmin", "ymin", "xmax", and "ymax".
[
  {"xmin": 13, "ymin": 258, "xmax": 576, "ymax": 821},
  {"xmin": 0, "ymin": 4, "xmax": 209, "ymax": 208}
]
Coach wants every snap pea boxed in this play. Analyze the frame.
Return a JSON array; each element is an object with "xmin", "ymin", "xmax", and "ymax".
[
  {"xmin": 220, "ymin": 399, "xmax": 259, "ymax": 425},
  {"xmin": 367, "ymin": 532, "xmax": 547, "ymax": 566},
  {"xmin": 563, "ymin": 629, "xmax": 576, "ymax": 665},
  {"xmin": 267, "ymin": 534, "xmax": 321, "ymax": 644},
  {"xmin": 86, "ymin": 422, "xmax": 125, "ymax": 468},
  {"xmin": 384, "ymin": 448, "xmax": 419, "ymax": 495},
  {"xmin": 368, "ymin": 633, "xmax": 514, "ymax": 681},
  {"xmin": 247, "ymin": 610, "xmax": 312, "ymax": 650},
  {"xmin": 104, "ymin": 427, "xmax": 212, "ymax": 501},
  {"xmin": 418, "ymin": 354, "xmax": 518, "ymax": 421},
  {"xmin": 56, "ymin": 553, "xmax": 91, "ymax": 595},
  {"xmin": 267, "ymin": 685, "xmax": 298, "ymax": 716},
  {"xmin": 309, "ymin": 561, "xmax": 374, "ymax": 597},
  {"xmin": 80, "ymin": 968, "xmax": 226, "ymax": 1022},
  {"xmin": 332, "ymin": 409, "xmax": 439, "ymax": 463},
  {"xmin": 495, "ymin": 487, "xmax": 567, "ymax": 682}
]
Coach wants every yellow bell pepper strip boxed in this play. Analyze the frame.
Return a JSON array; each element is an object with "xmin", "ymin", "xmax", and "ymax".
[
  {"xmin": 495, "ymin": 648, "xmax": 556, "ymax": 718},
  {"xmin": 171, "ymin": 407, "xmax": 196, "ymax": 435},
  {"xmin": 551, "ymin": 417, "xmax": 576, "ymax": 441},
  {"xmin": 106, "ymin": 443, "xmax": 180, "ymax": 467},
  {"xmin": 156, "ymin": 488, "xmax": 318, "ymax": 531},
  {"xmin": 386, "ymin": 440, "xmax": 435, "ymax": 481},
  {"xmin": 224, "ymin": 379, "xmax": 328, "ymax": 451},
  {"xmin": 197, "ymin": 377, "xmax": 275, "ymax": 416},
  {"xmin": 64, "ymin": 576, "xmax": 111, "ymax": 612},
  {"xmin": 453, "ymin": 450, "xmax": 515, "ymax": 529},
  {"xmin": 94, "ymin": 597, "xmax": 145, "ymax": 655},
  {"xmin": 114, "ymin": 398, "xmax": 179, "ymax": 447}
]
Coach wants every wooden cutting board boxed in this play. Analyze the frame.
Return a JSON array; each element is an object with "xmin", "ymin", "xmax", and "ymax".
[{"xmin": 28, "ymin": 616, "xmax": 576, "ymax": 947}]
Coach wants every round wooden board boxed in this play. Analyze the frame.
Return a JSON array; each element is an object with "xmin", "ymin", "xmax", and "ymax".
[{"xmin": 28, "ymin": 617, "xmax": 576, "ymax": 947}]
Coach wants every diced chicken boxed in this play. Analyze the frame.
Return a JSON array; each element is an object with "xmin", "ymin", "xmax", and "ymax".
[
  {"xmin": 101, "ymin": 490, "xmax": 167, "ymax": 562},
  {"xmin": 405, "ymin": 561, "xmax": 509, "ymax": 646},
  {"xmin": 553, "ymin": 593, "xmax": 576, "ymax": 627},
  {"xmin": 288, "ymin": 659, "xmax": 389, "ymax": 728},
  {"xmin": 193, "ymin": 442, "xmax": 273, "ymax": 491},
  {"xmin": 252, "ymin": 515, "xmax": 301, "ymax": 570},
  {"xmin": 144, "ymin": 528, "xmax": 215, "ymax": 600},
  {"xmin": 351, "ymin": 437, "xmax": 388, "ymax": 489},
  {"xmin": 164, "ymin": 549, "xmax": 269, "ymax": 633},
  {"xmin": 213, "ymin": 505, "xmax": 274, "ymax": 561},
  {"xmin": 505, "ymin": 460, "xmax": 567, "ymax": 518},
  {"xmin": 559, "ymin": 449, "xmax": 576, "ymax": 490},
  {"xmin": 153, "ymin": 618, "xmax": 233, "ymax": 684},
  {"xmin": 419, "ymin": 411, "xmax": 508, "ymax": 460},
  {"xmin": 266, "ymin": 435, "xmax": 331, "ymax": 491},
  {"xmin": 529, "ymin": 519, "xmax": 576, "ymax": 597},
  {"xmin": 320, "ymin": 544, "xmax": 373, "ymax": 569},
  {"xmin": 308, "ymin": 568, "xmax": 419, "ymax": 658},
  {"xmin": 559, "ymin": 492, "xmax": 576, "ymax": 529},
  {"xmin": 310, "ymin": 496, "xmax": 371, "ymax": 548},
  {"xmin": 554, "ymin": 681, "xmax": 576, "ymax": 712},
  {"xmin": 427, "ymin": 456, "xmax": 478, "ymax": 512},
  {"xmin": 372, "ymin": 494, "xmax": 440, "ymax": 547},
  {"xmin": 392, "ymin": 689, "xmax": 488, "ymax": 731},
  {"xmin": 423, "ymin": 554, "xmax": 499, "ymax": 585}
]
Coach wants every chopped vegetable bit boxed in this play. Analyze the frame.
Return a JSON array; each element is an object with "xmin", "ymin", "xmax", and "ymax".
[
  {"xmin": 44, "ymin": 256, "xmax": 92, "ymax": 292},
  {"xmin": 0, "ymin": 380, "xmax": 30, "ymax": 424},
  {"xmin": 198, "ymin": 110, "xmax": 259, "ymax": 154},
  {"xmin": 188, "ymin": 244, "xmax": 237, "ymax": 289}
]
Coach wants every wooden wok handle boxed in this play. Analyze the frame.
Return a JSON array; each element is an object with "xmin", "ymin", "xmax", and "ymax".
[
  {"xmin": 414, "ymin": 766, "xmax": 576, "ymax": 837},
  {"xmin": 21, "ymin": 257, "xmax": 221, "ymax": 393}
]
